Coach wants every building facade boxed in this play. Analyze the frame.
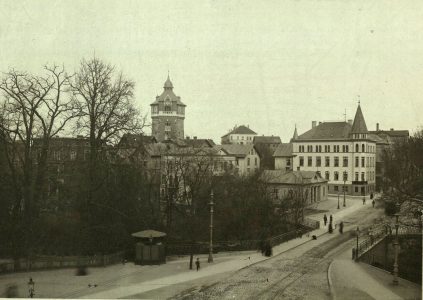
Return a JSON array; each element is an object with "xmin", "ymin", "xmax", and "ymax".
[
  {"xmin": 150, "ymin": 76, "xmax": 186, "ymax": 142},
  {"xmin": 221, "ymin": 125, "xmax": 257, "ymax": 145},
  {"xmin": 216, "ymin": 144, "xmax": 260, "ymax": 176},
  {"xmin": 292, "ymin": 105, "xmax": 376, "ymax": 196}
]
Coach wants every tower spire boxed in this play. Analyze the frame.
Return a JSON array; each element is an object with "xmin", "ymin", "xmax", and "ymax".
[{"xmin": 293, "ymin": 124, "xmax": 298, "ymax": 140}]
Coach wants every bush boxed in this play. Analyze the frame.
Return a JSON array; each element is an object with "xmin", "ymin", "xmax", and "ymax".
[{"xmin": 384, "ymin": 200, "xmax": 398, "ymax": 216}]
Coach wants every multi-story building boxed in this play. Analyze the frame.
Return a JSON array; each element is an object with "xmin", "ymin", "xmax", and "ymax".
[
  {"xmin": 273, "ymin": 143, "xmax": 295, "ymax": 171},
  {"xmin": 221, "ymin": 125, "xmax": 257, "ymax": 145},
  {"xmin": 215, "ymin": 144, "xmax": 260, "ymax": 176},
  {"xmin": 150, "ymin": 76, "xmax": 186, "ymax": 142},
  {"xmin": 292, "ymin": 104, "xmax": 376, "ymax": 196}
]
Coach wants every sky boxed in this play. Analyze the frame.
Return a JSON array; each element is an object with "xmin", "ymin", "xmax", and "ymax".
[{"xmin": 1, "ymin": 0, "xmax": 422, "ymax": 143}]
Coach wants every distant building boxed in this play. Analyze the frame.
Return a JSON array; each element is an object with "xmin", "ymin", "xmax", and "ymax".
[
  {"xmin": 150, "ymin": 75, "xmax": 186, "ymax": 142},
  {"xmin": 261, "ymin": 169, "xmax": 328, "ymax": 204},
  {"xmin": 221, "ymin": 125, "xmax": 257, "ymax": 145},
  {"xmin": 369, "ymin": 124, "xmax": 410, "ymax": 192},
  {"xmin": 292, "ymin": 104, "xmax": 376, "ymax": 196},
  {"xmin": 184, "ymin": 136, "xmax": 215, "ymax": 148},
  {"xmin": 253, "ymin": 136, "xmax": 282, "ymax": 169},
  {"xmin": 216, "ymin": 143, "xmax": 260, "ymax": 176},
  {"xmin": 273, "ymin": 143, "xmax": 295, "ymax": 171}
]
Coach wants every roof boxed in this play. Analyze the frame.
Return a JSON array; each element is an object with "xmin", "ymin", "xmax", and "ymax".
[
  {"xmin": 118, "ymin": 134, "xmax": 157, "ymax": 148},
  {"xmin": 369, "ymin": 130, "xmax": 409, "ymax": 138},
  {"xmin": 350, "ymin": 105, "xmax": 368, "ymax": 134},
  {"xmin": 184, "ymin": 138, "xmax": 215, "ymax": 148},
  {"xmin": 222, "ymin": 125, "xmax": 257, "ymax": 138},
  {"xmin": 219, "ymin": 144, "xmax": 255, "ymax": 158},
  {"xmin": 253, "ymin": 136, "xmax": 282, "ymax": 144},
  {"xmin": 261, "ymin": 170, "xmax": 327, "ymax": 185},
  {"xmin": 368, "ymin": 133, "xmax": 390, "ymax": 144},
  {"xmin": 296, "ymin": 122, "xmax": 352, "ymax": 140},
  {"xmin": 131, "ymin": 229, "xmax": 166, "ymax": 238},
  {"xmin": 273, "ymin": 143, "xmax": 294, "ymax": 157},
  {"xmin": 150, "ymin": 76, "xmax": 186, "ymax": 106}
]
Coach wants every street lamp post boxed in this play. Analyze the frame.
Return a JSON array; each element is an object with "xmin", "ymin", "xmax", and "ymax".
[
  {"xmin": 208, "ymin": 189, "xmax": 214, "ymax": 263},
  {"xmin": 393, "ymin": 202, "xmax": 400, "ymax": 285},
  {"xmin": 343, "ymin": 180, "xmax": 346, "ymax": 207}
]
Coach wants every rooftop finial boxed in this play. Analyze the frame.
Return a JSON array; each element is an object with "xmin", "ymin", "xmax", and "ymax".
[{"xmin": 357, "ymin": 94, "xmax": 361, "ymax": 106}]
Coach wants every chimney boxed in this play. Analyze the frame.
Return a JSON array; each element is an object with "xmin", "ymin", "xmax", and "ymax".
[
  {"xmin": 390, "ymin": 128, "xmax": 394, "ymax": 131},
  {"xmin": 312, "ymin": 121, "xmax": 317, "ymax": 128},
  {"xmin": 194, "ymin": 136, "xmax": 197, "ymax": 140},
  {"xmin": 348, "ymin": 119, "xmax": 353, "ymax": 125},
  {"xmin": 319, "ymin": 121, "xmax": 322, "ymax": 125},
  {"xmin": 376, "ymin": 123, "xmax": 379, "ymax": 131},
  {"xmin": 186, "ymin": 136, "xmax": 190, "ymax": 140}
]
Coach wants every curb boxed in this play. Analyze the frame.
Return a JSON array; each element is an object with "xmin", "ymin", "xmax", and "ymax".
[{"xmin": 327, "ymin": 260, "xmax": 336, "ymax": 300}]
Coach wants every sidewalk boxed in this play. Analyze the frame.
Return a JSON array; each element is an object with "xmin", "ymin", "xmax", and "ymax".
[
  {"xmin": 329, "ymin": 246, "xmax": 421, "ymax": 300},
  {"xmin": 0, "ymin": 197, "xmax": 371, "ymax": 299}
]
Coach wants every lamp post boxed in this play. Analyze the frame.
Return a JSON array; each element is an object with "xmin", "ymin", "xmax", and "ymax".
[
  {"xmin": 208, "ymin": 189, "xmax": 214, "ymax": 263},
  {"xmin": 28, "ymin": 277, "xmax": 35, "ymax": 298},
  {"xmin": 343, "ymin": 180, "xmax": 346, "ymax": 207},
  {"xmin": 337, "ymin": 191, "xmax": 340, "ymax": 209},
  {"xmin": 392, "ymin": 202, "xmax": 400, "ymax": 285}
]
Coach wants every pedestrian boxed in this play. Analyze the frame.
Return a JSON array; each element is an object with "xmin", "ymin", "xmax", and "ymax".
[
  {"xmin": 370, "ymin": 193, "xmax": 374, "ymax": 200},
  {"xmin": 195, "ymin": 257, "xmax": 200, "ymax": 271},
  {"xmin": 372, "ymin": 199, "xmax": 375, "ymax": 208},
  {"xmin": 329, "ymin": 215, "xmax": 333, "ymax": 224},
  {"xmin": 328, "ymin": 222, "xmax": 333, "ymax": 233},
  {"xmin": 363, "ymin": 197, "xmax": 365, "ymax": 205},
  {"xmin": 323, "ymin": 214, "xmax": 327, "ymax": 226},
  {"xmin": 339, "ymin": 221, "xmax": 344, "ymax": 234}
]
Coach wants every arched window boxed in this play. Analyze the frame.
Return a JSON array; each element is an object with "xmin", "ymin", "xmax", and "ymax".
[
  {"xmin": 362, "ymin": 144, "xmax": 365, "ymax": 152},
  {"xmin": 355, "ymin": 144, "xmax": 359, "ymax": 152},
  {"xmin": 343, "ymin": 171, "xmax": 348, "ymax": 181}
]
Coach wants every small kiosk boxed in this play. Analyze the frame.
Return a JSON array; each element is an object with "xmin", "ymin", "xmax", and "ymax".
[{"xmin": 131, "ymin": 229, "xmax": 166, "ymax": 265}]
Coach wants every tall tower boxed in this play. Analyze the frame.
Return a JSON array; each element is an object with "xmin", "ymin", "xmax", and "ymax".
[{"xmin": 151, "ymin": 75, "xmax": 186, "ymax": 141}]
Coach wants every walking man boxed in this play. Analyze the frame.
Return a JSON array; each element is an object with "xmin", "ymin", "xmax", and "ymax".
[
  {"xmin": 363, "ymin": 197, "xmax": 365, "ymax": 205},
  {"xmin": 329, "ymin": 215, "xmax": 333, "ymax": 224},
  {"xmin": 323, "ymin": 214, "xmax": 328, "ymax": 226},
  {"xmin": 339, "ymin": 221, "xmax": 344, "ymax": 234},
  {"xmin": 195, "ymin": 258, "xmax": 200, "ymax": 271},
  {"xmin": 372, "ymin": 199, "xmax": 375, "ymax": 208}
]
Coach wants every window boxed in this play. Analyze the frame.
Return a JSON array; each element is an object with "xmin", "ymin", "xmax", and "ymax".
[
  {"xmin": 343, "ymin": 171, "xmax": 348, "ymax": 181},
  {"xmin": 355, "ymin": 172, "xmax": 359, "ymax": 181},
  {"xmin": 334, "ymin": 171, "xmax": 339, "ymax": 181},
  {"xmin": 299, "ymin": 156, "xmax": 304, "ymax": 167},
  {"xmin": 307, "ymin": 145, "xmax": 313, "ymax": 152},
  {"xmin": 362, "ymin": 144, "xmax": 365, "ymax": 152},
  {"xmin": 325, "ymin": 171, "xmax": 330, "ymax": 180},
  {"xmin": 247, "ymin": 158, "xmax": 250, "ymax": 166},
  {"xmin": 361, "ymin": 172, "xmax": 365, "ymax": 181},
  {"xmin": 334, "ymin": 157, "xmax": 339, "ymax": 167},
  {"xmin": 255, "ymin": 157, "xmax": 258, "ymax": 166},
  {"xmin": 286, "ymin": 158, "xmax": 291, "ymax": 167},
  {"xmin": 334, "ymin": 186, "xmax": 339, "ymax": 192},
  {"xmin": 316, "ymin": 156, "xmax": 321, "ymax": 167},
  {"xmin": 53, "ymin": 151, "xmax": 61, "ymax": 161},
  {"xmin": 325, "ymin": 156, "xmax": 330, "ymax": 167},
  {"xmin": 361, "ymin": 157, "xmax": 365, "ymax": 167},
  {"xmin": 308, "ymin": 156, "xmax": 312, "ymax": 167},
  {"xmin": 355, "ymin": 157, "xmax": 359, "ymax": 167},
  {"xmin": 355, "ymin": 186, "xmax": 359, "ymax": 193},
  {"xmin": 366, "ymin": 157, "xmax": 369, "ymax": 167},
  {"xmin": 70, "ymin": 151, "xmax": 76, "ymax": 160},
  {"xmin": 356, "ymin": 144, "xmax": 359, "ymax": 152},
  {"xmin": 343, "ymin": 157, "xmax": 348, "ymax": 167},
  {"xmin": 165, "ymin": 105, "xmax": 171, "ymax": 112},
  {"xmin": 345, "ymin": 145, "xmax": 349, "ymax": 152}
]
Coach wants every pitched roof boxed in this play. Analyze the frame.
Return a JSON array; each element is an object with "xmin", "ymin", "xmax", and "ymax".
[
  {"xmin": 296, "ymin": 122, "xmax": 352, "ymax": 140},
  {"xmin": 261, "ymin": 170, "xmax": 327, "ymax": 185},
  {"xmin": 184, "ymin": 138, "xmax": 215, "ymax": 148},
  {"xmin": 219, "ymin": 144, "xmax": 254, "ymax": 157},
  {"xmin": 273, "ymin": 143, "xmax": 294, "ymax": 157},
  {"xmin": 118, "ymin": 134, "xmax": 157, "ymax": 148},
  {"xmin": 369, "ymin": 130, "xmax": 409, "ymax": 138},
  {"xmin": 351, "ymin": 105, "xmax": 368, "ymax": 134},
  {"xmin": 222, "ymin": 125, "xmax": 257, "ymax": 138},
  {"xmin": 253, "ymin": 136, "xmax": 282, "ymax": 144},
  {"xmin": 150, "ymin": 76, "xmax": 186, "ymax": 106},
  {"xmin": 368, "ymin": 133, "xmax": 390, "ymax": 144}
]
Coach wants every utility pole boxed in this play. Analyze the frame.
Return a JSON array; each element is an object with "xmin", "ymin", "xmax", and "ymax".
[{"xmin": 208, "ymin": 189, "xmax": 214, "ymax": 263}]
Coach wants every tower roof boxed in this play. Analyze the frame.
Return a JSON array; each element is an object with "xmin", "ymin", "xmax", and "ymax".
[
  {"xmin": 164, "ymin": 75, "xmax": 173, "ymax": 89},
  {"xmin": 350, "ymin": 104, "xmax": 368, "ymax": 134},
  {"xmin": 293, "ymin": 125, "xmax": 298, "ymax": 140}
]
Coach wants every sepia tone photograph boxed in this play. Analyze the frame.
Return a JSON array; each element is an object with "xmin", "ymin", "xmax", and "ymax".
[{"xmin": 0, "ymin": 1, "xmax": 422, "ymax": 299}]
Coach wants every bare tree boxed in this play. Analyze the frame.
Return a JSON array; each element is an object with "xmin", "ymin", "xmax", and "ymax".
[{"xmin": 0, "ymin": 65, "xmax": 75, "ymax": 258}]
